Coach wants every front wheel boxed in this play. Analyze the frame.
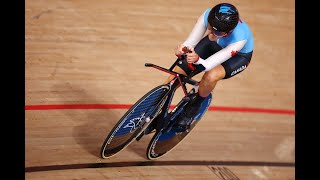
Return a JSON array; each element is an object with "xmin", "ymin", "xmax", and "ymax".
[{"xmin": 100, "ymin": 85, "xmax": 170, "ymax": 159}]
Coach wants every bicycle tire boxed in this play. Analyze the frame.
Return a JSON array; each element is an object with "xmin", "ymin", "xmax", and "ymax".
[
  {"xmin": 146, "ymin": 93, "xmax": 212, "ymax": 160},
  {"xmin": 100, "ymin": 84, "xmax": 170, "ymax": 159}
]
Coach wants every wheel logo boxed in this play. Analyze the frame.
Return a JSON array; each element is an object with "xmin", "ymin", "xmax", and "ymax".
[{"xmin": 123, "ymin": 113, "xmax": 145, "ymax": 133}]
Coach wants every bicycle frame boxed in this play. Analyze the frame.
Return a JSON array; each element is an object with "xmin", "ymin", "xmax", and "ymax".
[
  {"xmin": 145, "ymin": 57, "xmax": 198, "ymax": 96},
  {"xmin": 144, "ymin": 56, "xmax": 200, "ymax": 130}
]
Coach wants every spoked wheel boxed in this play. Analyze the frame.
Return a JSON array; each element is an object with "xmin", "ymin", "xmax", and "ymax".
[
  {"xmin": 100, "ymin": 85, "xmax": 170, "ymax": 159},
  {"xmin": 146, "ymin": 93, "xmax": 212, "ymax": 160}
]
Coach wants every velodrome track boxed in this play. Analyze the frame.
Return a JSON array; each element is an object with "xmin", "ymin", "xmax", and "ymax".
[{"xmin": 26, "ymin": 0, "xmax": 295, "ymax": 179}]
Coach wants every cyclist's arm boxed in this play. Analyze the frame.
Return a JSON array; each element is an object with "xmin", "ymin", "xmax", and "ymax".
[
  {"xmin": 193, "ymin": 40, "xmax": 247, "ymax": 72},
  {"xmin": 182, "ymin": 11, "xmax": 207, "ymax": 48}
]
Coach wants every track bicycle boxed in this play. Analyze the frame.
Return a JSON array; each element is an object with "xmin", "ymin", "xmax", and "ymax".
[{"xmin": 100, "ymin": 47, "xmax": 212, "ymax": 160}]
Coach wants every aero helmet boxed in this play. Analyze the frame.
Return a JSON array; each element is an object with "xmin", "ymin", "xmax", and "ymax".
[{"xmin": 208, "ymin": 3, "xmax": 239, "ymax": 35}]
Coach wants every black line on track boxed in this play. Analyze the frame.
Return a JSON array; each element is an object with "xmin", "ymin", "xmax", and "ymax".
[{"xmin": 25, "ymin": 160, "xmax": 295, "ymax": 173}]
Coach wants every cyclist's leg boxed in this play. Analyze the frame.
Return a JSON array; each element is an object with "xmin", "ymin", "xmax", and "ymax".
[
  {"xmin": 198, "ymin": 65, "xmax": 226, "ymax": 97},
  {"xmin": 174, "ymin": 64, "xmax": 225, "ymax": 130},
  {"xmin": 187, "ymin": 52, "xmax": 253, "ymax": 115},
  {"xmin": 197, "ymin": 51, "xmax": 253, "ymax": 97}
]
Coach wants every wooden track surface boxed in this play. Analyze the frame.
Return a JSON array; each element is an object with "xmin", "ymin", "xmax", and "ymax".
[{"xmin": 26, "ymin": 0, "xmax": 295, "ymax": 179}]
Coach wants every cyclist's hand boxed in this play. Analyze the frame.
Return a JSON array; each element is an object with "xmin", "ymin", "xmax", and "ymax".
[
  {"xmin": 186, "ymin": 47, "xmax": 200, "ymax": 63},
  {"xmin": 175, "ymin": 44, "xmax": 185, "ymax": 57}
]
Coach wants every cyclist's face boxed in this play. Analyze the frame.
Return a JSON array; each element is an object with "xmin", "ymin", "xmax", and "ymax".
[{"xmin": 207, "ymin": 25, "xmax": 227, "ymax": 37}]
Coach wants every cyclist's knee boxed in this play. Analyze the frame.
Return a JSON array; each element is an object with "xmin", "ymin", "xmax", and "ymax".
[{"xmin": 202, "ymin": 66, "xmax": 225, "ymax": 83}]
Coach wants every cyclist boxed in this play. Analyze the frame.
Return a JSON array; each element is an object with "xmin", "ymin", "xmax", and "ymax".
[{"xmin": 168, "ymin": 3, "xmax": 254, "ymax": 131}]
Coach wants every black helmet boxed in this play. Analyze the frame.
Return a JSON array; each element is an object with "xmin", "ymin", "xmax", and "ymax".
[{"xmin": 208, "ymin": 3, "xmax": 239, "ymax": 33}]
